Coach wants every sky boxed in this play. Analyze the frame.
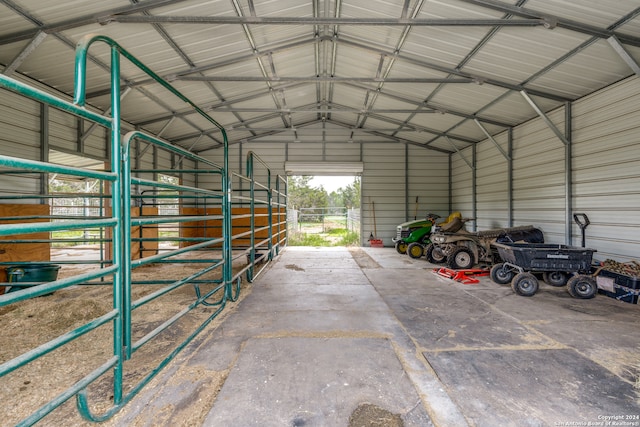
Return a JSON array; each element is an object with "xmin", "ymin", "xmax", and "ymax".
[{"xmin": 309, "ymin": 175, "xmax": 357, "ymax": 193}]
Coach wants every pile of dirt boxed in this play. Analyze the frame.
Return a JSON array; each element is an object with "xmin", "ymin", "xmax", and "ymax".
[{"xmin": 348, "ymin": 403, "xmax": 404, "ymax": 427}]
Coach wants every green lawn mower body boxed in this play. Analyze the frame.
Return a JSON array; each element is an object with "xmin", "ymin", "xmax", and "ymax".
[
  {"xmin": 392, "ymin": 216, "xmax": 437, "ymax": 254},
  {"xmin": 393, "ymin": 212, "xmax": 462, "ymax": 255}
]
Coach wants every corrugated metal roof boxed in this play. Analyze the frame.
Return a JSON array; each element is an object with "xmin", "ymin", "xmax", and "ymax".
[{"xmin": 1, "ymin": 0, "xmax": 639, "ymax": 155}]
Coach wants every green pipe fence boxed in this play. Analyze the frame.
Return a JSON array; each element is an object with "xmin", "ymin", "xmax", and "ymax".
[{"xmin": 0, "ymin": 34, "xmax": 286, "ymax": 426}]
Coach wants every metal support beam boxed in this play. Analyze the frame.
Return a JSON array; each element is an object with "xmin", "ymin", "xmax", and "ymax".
[
  {"xmin": 448, "ymin": 154, "xmax": 453, "ymax": 215},
  {"xmin": 520, "ymin": 90, "xmax": 570, "ymax": 146},
  {"xmin": 445, "ymin": 136, "xmax": 474, "ymax": 170},
  {"xmin": 405, "ymin": 144, "xmax": 409, "ymax": 221},
  {"xmin": 565, "ymin": 102, "xmax": 573, "ymax": 245},
  {"xmin": 80, "ymin": 87, "xmax": 131, "ymax": 144},
  {"xmin": 110, "ymin": 15, "xmax": 547, "ymax": 27},
  {"xmin": 507, "ymin": 128, "xmax": 513, "ymax": 227},
  {"xmin": 226, "ymin": 108, "xmax": 439, "ymax": 114},
  {"xmin": 473, "ymin": 118, "xmax": 510, "ymax": 160},
  {"xmin": 471, "ymin": 144, "xmax": 477, "ymax": 232},
  {"xmin": 173, "ymin": 133, "xmax": 204, "ymax": 169},
  {"xmin": 177, "ymin": 75, "xmax": 474, "ymax": 83},
  {"xmin": 456, "ymin": 0, "xmax": 640, "ymax": 47},
  {"xmin": 139, "ymin": 116, "xmax": 175, "ymax": 159},
  {"xmin": 0, "ymin": 0, "xmax": 192, "ymax": 45},
  {"xmin": 39, "ymin": 103, "xmax": 49, "ymax": 200},
  {"xmin": 608, "ymin": 35, "xmax": 640, "ymax": 76},
  {"xmin": 3, "ymin": 30, "xmax": 47, "ymax": 76}
]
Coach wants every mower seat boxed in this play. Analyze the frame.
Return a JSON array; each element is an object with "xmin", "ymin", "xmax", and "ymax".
[{"xmin": 438, "ymin": 212, "xmax": 464, "ymax": 233}]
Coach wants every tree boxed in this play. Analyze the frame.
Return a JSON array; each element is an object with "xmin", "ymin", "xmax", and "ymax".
[
  {"xmin": 335, "ymin": 177, "xmax": 360, "ymax": 209},
  {"xmin": 287, "ymin": 176, "xmax": 329, "ymax": 209}
]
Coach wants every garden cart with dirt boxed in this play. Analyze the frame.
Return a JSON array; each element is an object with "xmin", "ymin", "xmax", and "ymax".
[
  {"xmin": 392, "ymin": 212, "xmax": 463, "ymax": 256},
  {"xmin": 490, "ymin": 213, "xmax": 597, "ymax": 298}
]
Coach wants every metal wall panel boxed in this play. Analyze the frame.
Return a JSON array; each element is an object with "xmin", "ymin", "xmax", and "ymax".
[
  {"xmin": 361, "ymin": 144, "xmax": 406, "ymax": 246},
  {"xmin": 0, "ymin": 88, "xmax": 41, "ymax": 198},
  {"xmin": 475, "ymin": 131, "xmax": 510, "ymax": 229},
  {"xmin": 407, "ymin": 146, "xmax": 450, "ymax": 220},
  {"xmin": 48, "ymin": 108, "xmax": 78, "ymax": 151},
  {"xmin": 82, "ymin": 130, "xmax": 108, "ymax": 161},
  {"xmin": 511, "ymin": 108, "xmax": 567, "ymax": 241},
  {"xmin": 324, "ymin": 143, "xmax": 362, "ymax": 162},
  {"xmin": 450, "ymin": 75, "xmax": 640, "ymax": 262},
  {"xmin": 200, "ymin": 143, "xmax": 288, "ymax": 193},
  {"xmin": 451, "ymin": 150, "xmax": 474, "ymax": 228},
  {"xmin": 178, "ymin": 158, "xmax": 197, "ymax": 189},
  {"xmin": 572, "ymin": 76, "xmax": 640, "ymax": 260}
]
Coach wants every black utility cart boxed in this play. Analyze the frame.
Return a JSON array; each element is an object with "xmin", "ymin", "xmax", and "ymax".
[{"xmin": 490, "ymin": 214, "xmax": 597, "ymax": 298}]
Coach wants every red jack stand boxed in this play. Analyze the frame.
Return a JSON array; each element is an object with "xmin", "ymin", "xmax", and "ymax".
[{"xmin": 432, "ymin": 267, "xmax": 490, "ymax": 284}]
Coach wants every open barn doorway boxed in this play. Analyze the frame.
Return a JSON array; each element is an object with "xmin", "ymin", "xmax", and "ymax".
[
  {"xmin": 287, "ymin": 175, "xmax": 361, "ymax": 246},
  {"xmin": 48, "ymin": 150, "xmax": 108, "ymax": 260}
]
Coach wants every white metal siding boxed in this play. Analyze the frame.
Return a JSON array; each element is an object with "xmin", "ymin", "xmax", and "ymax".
[
  {"xmin": 451, "ymin": 149, "xmax": 474, "ymax": 229},
  {"xmin": 83, "ymin": 127, "xmax": 108, "ymax": 160},
  {"xmin": 0, "ymin": 88, "xmax": 41, "ymax": 198},
  {"xmin": 451, "ymin": 75, "xmax": 640, "ymax": 262},
  {"xmin": 407, "ymin": 146, "xmax": 450, "ymax": 220},
  {"xmin": 512, "ymin": 108, "xmax": 567, "ymax": 241},
  {"xmin": 572, "ymin": 76, "xmax": 640, "ymax": 261},
  {"xmin": 475, "ymin": 132, "xmax": 510, "ymax": 230},
  {"xmin": 49, "ymin": 108, "xmax": 78, "ymax": 153},
  {"xmin": 361, "ymin": 144, "xmax": 406, "ymax": 246}
]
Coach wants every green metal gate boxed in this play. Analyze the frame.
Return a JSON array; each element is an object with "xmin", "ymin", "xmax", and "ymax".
[{"xmin": 0, "ymin": 35, "xmax": 286, "ymax": 426}]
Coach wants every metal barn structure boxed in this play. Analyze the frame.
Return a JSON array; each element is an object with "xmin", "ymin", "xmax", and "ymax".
[{"xmin": 0, "ymin": 1, "xmax": 640, "ymax": 425}]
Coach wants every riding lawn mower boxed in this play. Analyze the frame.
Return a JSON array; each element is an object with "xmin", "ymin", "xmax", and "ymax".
[{"xmin": 392, "ymin": 212, "xmax": 463, "ymax": 256}]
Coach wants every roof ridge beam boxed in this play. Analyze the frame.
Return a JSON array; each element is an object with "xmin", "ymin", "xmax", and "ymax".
[
  {"xmin": 176, "ymin": 76, "xmax": 473, "ymax": 83},
  {"xmin": 108, "ymin": 15, "xmax": 546, "ymax": 27}
]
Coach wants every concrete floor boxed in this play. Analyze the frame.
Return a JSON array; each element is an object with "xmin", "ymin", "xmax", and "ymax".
[{"xmin": 116, "ymin": 246, "xmax": 640, "ymax": 427}]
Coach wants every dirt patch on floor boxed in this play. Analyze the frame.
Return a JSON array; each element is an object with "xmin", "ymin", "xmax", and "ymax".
[
  {"xmin": 285, "ymin": 264, "xmax": 305, "ymax": 271},
  {"xmin": 349, "ymin": 403, "xmax": 404, "ymax": 427},
  {"xmin": 349, "ymin": 247, "xmax": 381, "ymax": 269},
  {"xmin": 0, "ymin": 250, "xmax": 254, "ymax": 426}
]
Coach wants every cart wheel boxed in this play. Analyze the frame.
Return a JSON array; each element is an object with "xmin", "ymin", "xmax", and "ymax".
[
  {"xmin": 511, "ymin": 272, "xmax": 539, "ymax": 297},
  {"xmin": 395, "ymin": 240, "xmax": 408, "ymax": 254},
  {"xmin": 425, "ymin": 243, "xmax": 446, "ymax": 264},
  {"xmin": 407, "ymin": 242, "xmax": 424, "ymax": 259},
  {"xmin": 447, "ymin": 246, "xmax": 474, "ymax": 269},
  {"xmin": 490, "ymin": 263, "xmax": 514, "ymax": 285},
  {"xmin": 566, "ymin": 275, "xmax": 597, "ymax": 299},
  {"xmin": 543, "ymin": 271, "xmax": 568, "ymax": 287}
]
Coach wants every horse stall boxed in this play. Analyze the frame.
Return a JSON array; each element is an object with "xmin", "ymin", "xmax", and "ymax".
[{"xmin": 0, "ymin": 35, "xmax": 286, "ymax": 426}]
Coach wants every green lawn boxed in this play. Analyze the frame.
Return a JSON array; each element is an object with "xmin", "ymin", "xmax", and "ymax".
[{"xmin": 288, "ymin": 228, "xmax": 359, "ymax": 246}]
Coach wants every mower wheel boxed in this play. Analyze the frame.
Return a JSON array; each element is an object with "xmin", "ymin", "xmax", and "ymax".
[
  {"xmin": 566, "ymin": 275, "xmax": 597, "ymax": 299},
  {"xmin": 511, "ymin": 272, "xmax": 539, "ymax": 297},
  {"xmin": 490, "ymin": 263, "xmax": 514, "ymax": 285},
  {"xmin": 395, "ymin": 240, "xmax": 408, "ymax": 254},
  {"xmin": 407, "ymin": 242, "xmax": 424, "ymax": 259},
  {"xmin": 447, "ymin": 246, "xmax": 474, "ymax": 270},
  {"xmin": 425, "ymin": 243, "xmax": 446, "ymax": 264},
  {"xmin": 543, "ymin": 271, "xmax": 568, "ymax": 287}
]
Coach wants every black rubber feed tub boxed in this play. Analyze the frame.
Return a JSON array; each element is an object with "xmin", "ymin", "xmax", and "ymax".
[{"xmin": 7, "ymin": 263, "xmax": 61, "ymax": 293}]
